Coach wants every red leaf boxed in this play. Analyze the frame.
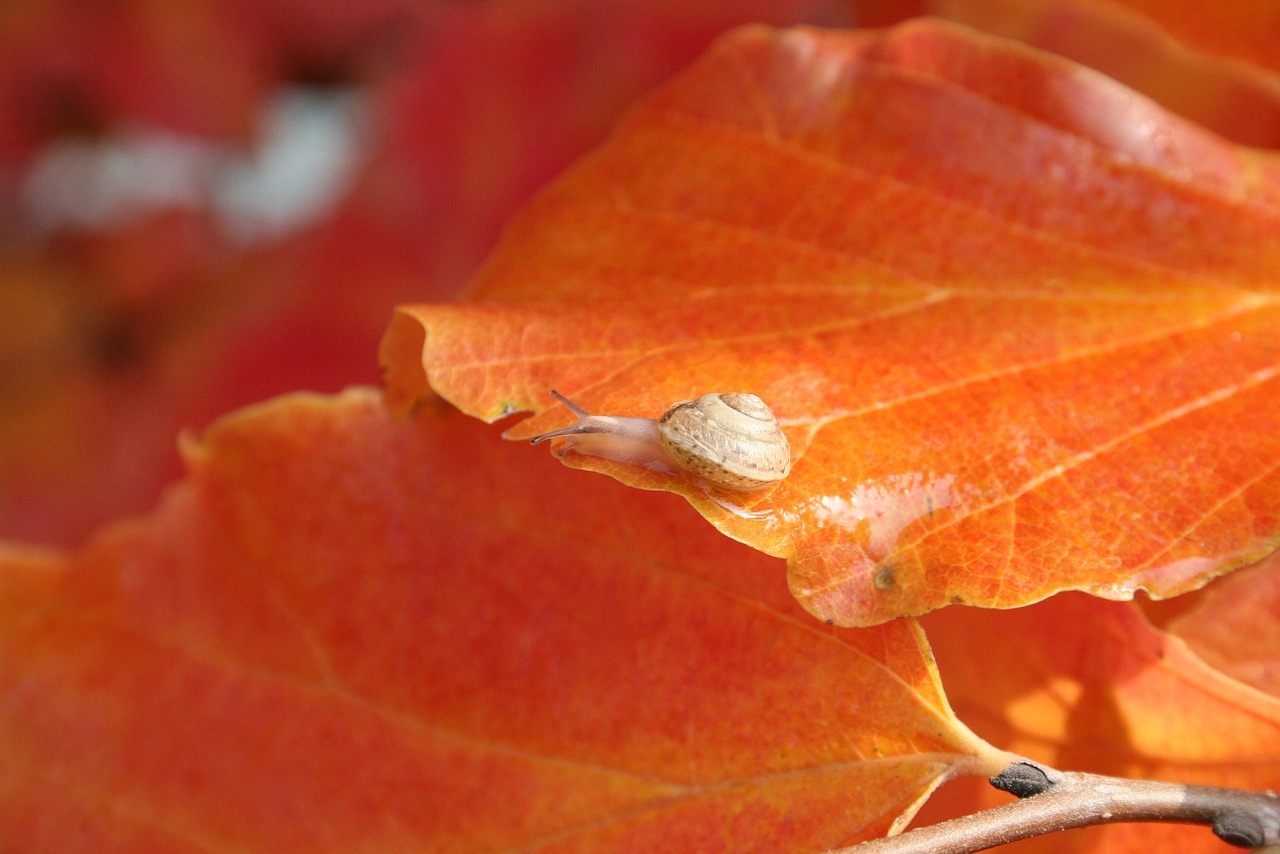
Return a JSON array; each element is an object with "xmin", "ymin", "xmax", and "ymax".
[{"xmin": 0, "ymin": 391, "xmax": 1001, "ymax": 850}]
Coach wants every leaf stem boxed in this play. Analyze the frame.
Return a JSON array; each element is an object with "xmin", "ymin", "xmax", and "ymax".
[{"xmin": 831, "ymin": 763, "xmax": 1280, "ymax": 853}]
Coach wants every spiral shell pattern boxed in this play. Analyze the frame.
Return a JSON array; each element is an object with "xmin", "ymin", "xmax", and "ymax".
[{"xmin": 657, "ymin": 393, "xmax": 791, "ymax": 490}]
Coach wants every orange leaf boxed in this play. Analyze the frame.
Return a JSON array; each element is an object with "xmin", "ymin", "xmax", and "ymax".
[
  {"xmin": 850, "ymin": 0, "xmax": 1280, "ymax": 148},
  {"xmin": 383, "ymin": 20, "xmax": 1280, "ymax": 627},
  {"xmin": 916, "ymin": 592, "xmax": 1280, "ymax": 852},
  {"xmin": 0, "ymin": 390, "xmax": 1003, "ymax": 851},
  {"xmin": 1165, "ymin": 551, "xmax": 1280, "ymax": 698}
]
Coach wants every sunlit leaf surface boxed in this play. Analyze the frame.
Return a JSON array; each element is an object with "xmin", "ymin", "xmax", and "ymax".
[{"xmin": 384, "ymin": 20, "xmax": 1280, "ymax": 626}]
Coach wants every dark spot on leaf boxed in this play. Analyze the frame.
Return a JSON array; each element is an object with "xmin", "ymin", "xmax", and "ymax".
[{"xmin": 873, "ymin": 565, "xmax": 894, "ymax": 590}]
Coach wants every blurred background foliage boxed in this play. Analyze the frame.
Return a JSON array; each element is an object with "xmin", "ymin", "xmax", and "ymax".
[{"xmin": 0, "ymin": 0, "xmax": 848, "ymax": 545}]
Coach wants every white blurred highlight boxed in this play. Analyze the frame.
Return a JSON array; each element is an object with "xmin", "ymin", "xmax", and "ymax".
[{"xmin": 20, "ymin": 86, "xmax": 372, "ymax": 244}]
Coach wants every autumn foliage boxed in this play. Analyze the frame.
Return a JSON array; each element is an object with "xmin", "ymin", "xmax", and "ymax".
[{"xmin": 2, "ymin": 1, "xmax": 1280, "ymax": 852}]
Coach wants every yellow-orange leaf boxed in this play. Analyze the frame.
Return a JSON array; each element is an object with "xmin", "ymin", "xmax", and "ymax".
[
  {"xmin": 383, "ymin": 20, "xmax": 1280, "ymax": 627},
  {"xmin": 918, "ymin": 592, "xmax": 1280, "ymax": 852},
  {"xmin": 1166, "ymin": 551, "xmax": 1280, "ymax": 698},
  {"xmin": 0, "ymin": 390, "xmax": 1002, "ymax": 851}
]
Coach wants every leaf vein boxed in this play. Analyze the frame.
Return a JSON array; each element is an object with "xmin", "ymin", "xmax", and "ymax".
[{"xmin": 896, "ymin": 366, "xmax": 1280, "ymax": 555}]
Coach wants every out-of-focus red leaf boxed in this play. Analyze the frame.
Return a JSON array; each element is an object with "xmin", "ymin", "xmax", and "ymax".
[
  {"xmin": 0, "ymin": 2, "xmax": 263, "ymax": 165},
  {"xmin": 0, "ymin": 0, "xmax": 424, "ymax": 168},
  {"xmin": 1094, "ymin": 0, "xmax": 1280, "ymax": 77},
  {"xmin": 850, "ymin": 0, "xmax": 1280, "ymax": 75},
  {"xmin": 913, "ymin": 592, "xmax": 1280, "ymax": 852},
  {"xmin": 377, "ymin": 0, "xmax": 851, "ymax": 290},
  {"xmin": 850, "ymin": 0, "xmax": 1280, "ymax": 149},
  {"xmin": 0, "ymin": 0, "xmax": 848, "ymax": 547},
  {"xmin": 384, "ymin": 20, "xmax": 1280, "ymax": 627},
  {"xmin": 0, "ymin": 389, "xmax": 1003, "ymax": 851},
  {"xmin": 0, "ymin": 226, "xmax": 325, "ymax": 545},
  {"xmin": 1164, "ymin": 552, "xmax": 1280, "ymax": 698}
]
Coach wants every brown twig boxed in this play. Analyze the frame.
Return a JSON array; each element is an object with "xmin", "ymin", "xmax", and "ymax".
[{"xmin": 831, "ymin": 762, "xmax": 1280, "ymax": 853}]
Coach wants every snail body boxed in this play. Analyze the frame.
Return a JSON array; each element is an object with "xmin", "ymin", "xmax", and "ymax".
[{"xmin": 530, "ymin": 390, "xmax": 791, "ymax": 491}]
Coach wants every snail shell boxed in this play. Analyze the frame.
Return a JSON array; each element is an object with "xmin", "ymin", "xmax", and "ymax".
[{"xmin": 658, "ymin": 393, "xmax": 791, "ymax": 490}]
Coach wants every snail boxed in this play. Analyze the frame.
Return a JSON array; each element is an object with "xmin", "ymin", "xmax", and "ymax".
[{"xmin": 529, "ymin": 390, "xmax": 791, "ymax": 491}]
